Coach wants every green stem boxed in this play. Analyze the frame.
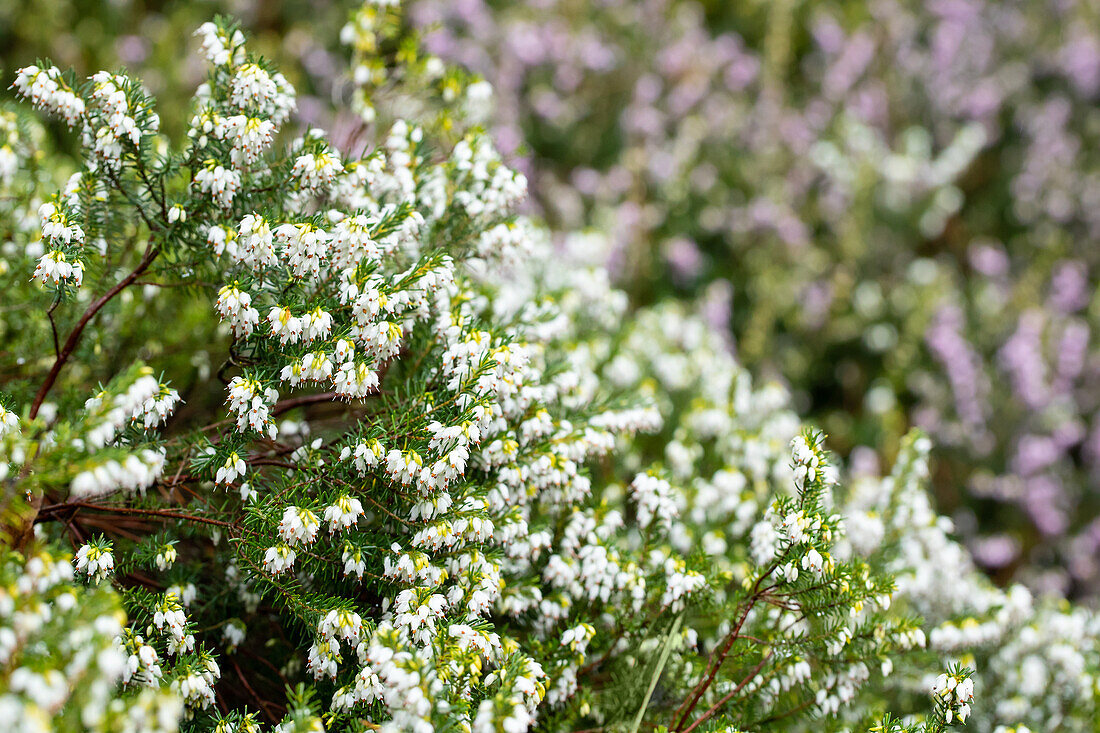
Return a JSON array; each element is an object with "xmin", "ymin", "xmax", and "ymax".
[{"xmin": 630, "ymin": 612, "xmax": 683, "ymax": 733}]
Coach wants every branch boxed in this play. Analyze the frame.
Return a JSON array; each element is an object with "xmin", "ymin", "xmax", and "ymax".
[
  {"xmin": 46, "ymin": 295, "xmax": 62, "ymax": 359},
  {"xmin": 38, "ymin": 500, "xmax": 233, "ymax": 529},
  {"xmin": 669, "ymin": 571, "xmax": 778, "ymax": 731},
  {"xmin": 271, "ymin": 391, "xmax": 339, "ymax": 417},
  {"xmin": 29, "ymin": 244, "xmax": 160, "ymax": 419},
  {"xmin": 678, "ymin": 651, "xmax": 775, "ymax": 733},
  {"xmin": 229, "ymin": 654, "xmax": 279, "ymax": 723}
]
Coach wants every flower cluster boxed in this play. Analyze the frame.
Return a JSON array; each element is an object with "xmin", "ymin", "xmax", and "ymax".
[
  {"xmin": 12, "ymin": 66, "xmax": 84, "ymax": 126},
  {"xmin": 0, "ymin": 544, "xmax": 181, "ymax": 731},
  {"xmin": 74, "ymin": 539, "xmax": 115, "ymax": 583}
]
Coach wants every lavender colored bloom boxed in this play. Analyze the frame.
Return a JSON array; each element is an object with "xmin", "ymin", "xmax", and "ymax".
[
  {"xmin": 969, "ymin": 241, "xmax": 1009, "ymax": 278},
  {"xmin": 1059, "ymin": 27, "xmax": 1100, "ymax": 95},
  {"xmin": 663, "ymin": 237, "xmax": 704, "ymax": 284},
  {"xmin": 1024, "ymin": 476, "xmax": 1069, "ymax": 537},
  {"xmin": 1011, "ymin": 434, "xmax": 1062, "ymax": 478},
  {"xmin": 971, "ymin": 534, "xmax": 1020, "ymax": 568},
  {"xmin": 926, "ymin": 304, "xmax": 990, "ymax": 434},
  {"xmin": 999, "ymin": 311, "xmax": 1050, "ymax": 411},
  {"xmin": 1048, "ymin": 261, "xmax": 1090, "ymax": 314}
]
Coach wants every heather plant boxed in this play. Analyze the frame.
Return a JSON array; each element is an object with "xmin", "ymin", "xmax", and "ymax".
[
  {"xmin": 0, "ymin": 542, "xmax": 182, "ymax": 731},
  {"xmin": 409, "ymin": 0, "xmax": 1100, "ymax": 596},
  {"xmin": 568, "ymin": 230, "xmax": 1100, "ymax": 732},
  {"xmin": 0, "ymin": 8, "xmax": 1047, "ymax": 733}
]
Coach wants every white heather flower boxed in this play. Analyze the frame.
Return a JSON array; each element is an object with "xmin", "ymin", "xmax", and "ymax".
[
  {"xmin": 394, "ymin": 589, "xmax": 449, "ymax": 645},
  {"xmin": 933, "ymin": 671, "xmax": 975, "ymax": 723},
  {"xmin": 216, "ymin": 452, "xmax": 247, "ymax": 485},
  {"xmin": 630, "ymin": 473, "xmax": 677, "ymax": 530},
  {"xmin": 560, "ymin": 623, "xmax": 596, "ymax": 654},
  {"xmin": 83, "ymin": 371, "xmax": 161, "ymax": 446},
  {"xmin": 70, "ymin": 449, "xmax": 166, "ymax": 498},
  {"xmin": 330, "ymin": 214, "xmax": 380, "ymax": 269},
  {"xmin": 385, "ymin": 448, "xmax": 423, "ymax": 487},
  {"xmin": 38, "ymin": 201, "xmax": 85, "ymax": 244},
  {"xmin": 165, "ymin": 583, "xmax": 198, "ymax": 607},
  {"xmin": 750, "ymin": 517, "xmax": 779, "ymax": 566},
  {"xmin": 74, "ymin": 541, "xmax": 114, "ymax": 583},
  {"xmin": 660, "ymin": 559, "xmax": 706, "ymax": 609},
  {"xmin": 119, "ymin": 631, "xmax": 163, "ymax": 688},
  {"xmin": 307, "ymin": 637, "xmax": 340, "ymax": 680},
  {"xmin": 32, "ymin": 250, "xmax": 84, "ymax": 287},
  {"xmin": 292, "ymin": 150, "xmax": 344, "ymax": 193},
  {"xmin": 781, "ymin": 510, "xmax": 815, "ymax": 545},
  {"xmin": 225, "ymin": 63, "xmax": 295, "ymax": 122},
  {"xmin": 195, "ymin": 160, "xmax": 241, "ymax": 208},
  {"xmin": 778, "ymin": 562, "xmax": 799, "ymax": 583},
  {"xmin": 342, "ymin": 545, "xmax": 366, "ymax": 579},
  {"xmin": 319, "ymin": 608, "xmax": 363, "ymax": 644},
  {"xmin": 206, "ymin": 224, "xmax": 238, "ymax": 258},
  {"xmin": 345, "ymin": 439, "xmax": 385, "ymax": 474},
  {"xmin": 451, "ymin": 135, "xmax": 527, "ymax": 218},
  {"xmin": 238, "ymin": 214, "xmax": 278, "ymax": 270},
  {"xmin": 222, "ymin": 621, "xmax": 246, "ymax": 653},
  {"xmin": 301, "ymin": 308, "xmax": 334, "ymax": 342},
  {"xmin": 13, "ymin": 65, "xmax": 85, "ymax": 126},
  {"xmin": 332, "ymin": 662, "xmax": 385, "ymax": 711},
  {"xmin": 268, "ymin": 305, "xmax": 303, "ymax": 345},
  {"xmin": 324, "ymin": 495, "xmax": 364, "ymax": 533},
  {"xmin": 802, "ymin": 548, "xmax": 824, "ymax": 574},
  {"xmin": 299, "ymin": 350, "xmax": 334, "ymax": 382},
  {"xmin": 155, "ymin": 544, "xmax": 178, "ymax": 571},
  {"xmin": 790, "ymin": 434, "xmax": 824, "ymax": 489},
  {"xmin": 217, "ymin": 114, "xmax": 276, "ymax": 168},
  {"xmin": 136, "ymin": 385, "xmax": 181, "ymax": 430},
  {"xmin": 333, "ymin": 339, "xmax": 355, "ymax": 363},
  {"xmin": 195, "ymin": 22, "xmax": 244, "ymax": 67},
  {"xmin": 825, "ymin": 627, "xmax": 853, "ymax": 656},
  {"xmin": 84, "ymin": 70, "xmax": 159, "ymax": 164},
  {"xmin": 86, "ymin": 72, "xmax": 155, "ymax": 157},
  {"xmin": 229, "ymin": 64, "xmax": 278, "ymax": 109},
  {"xmin": 173, "ymin": 670, "xmax": 215, "ymax": 709},
  {"xmin": 274, "ymin": 223, "xmax": 330, "ymax": 279},
  {"xmin": 279, "ymin": 506, "xmax": 321, "ymax": 546},
  {"xmin": 384, "ymin": 544, "xmax": 445, "ymax": 586},
  {"xmin": 279, "ymin": 359, "xmax": 304, "ymax": 387},
  {"xmin": 215, "ymin": 283, "xmax": 260, "ymax": 338},
  {"xmin": 226, "ymin": 376, "xmax": 279, "ymax": 438},
  {"xmin": 333, "ymin": 361, "xmax": 380, "ymax": 399},
  {"xmin": 932, "ymin": 673, "xmax": 955, "ymax": 698},
  {"xmin": 262, "ymin": 544, "xmax": 297, "ymax": 576},
  {"xmin": 0, "ymin": 406, "xmax": 19, "ymax": 437}
]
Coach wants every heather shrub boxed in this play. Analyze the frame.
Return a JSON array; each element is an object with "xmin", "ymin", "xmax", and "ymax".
[{"xmin": 2, "ymin": 3, "xmax": 1099, "ymax": 733}]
